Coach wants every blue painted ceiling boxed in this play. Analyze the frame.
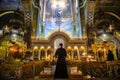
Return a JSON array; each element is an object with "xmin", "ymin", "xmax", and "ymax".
[{"xmin": 0, "ymin": 0, "xmax": 23, "ymax": 10}]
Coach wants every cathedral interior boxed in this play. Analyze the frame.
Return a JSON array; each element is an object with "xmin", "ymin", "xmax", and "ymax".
[{"xmin": 0, "ymin": 0, "xmax": 120, "ymax": 80}]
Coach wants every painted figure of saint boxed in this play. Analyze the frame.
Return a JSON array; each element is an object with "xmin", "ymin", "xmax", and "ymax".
[{"xmin": 55, "ymin": 5, "xmax": 62, "ymax": 21}]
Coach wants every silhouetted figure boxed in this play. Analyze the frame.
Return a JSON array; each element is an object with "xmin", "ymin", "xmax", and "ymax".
[
  {"xmin": 54, "ymin": 43, "xmax": 68, "ymax": 79},
  {"xmin": 107, "ymin": 50, "xmax": 114, "ymax": 61}
]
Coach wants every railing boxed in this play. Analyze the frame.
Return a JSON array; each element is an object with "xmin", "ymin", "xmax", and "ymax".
[
  {"xmin": 0, "ymin": 60, "xmax": 120, "ymax": 79},
  {"xmin": 0, "ymin": 61, "xmax": 45, "ymax": 80}
]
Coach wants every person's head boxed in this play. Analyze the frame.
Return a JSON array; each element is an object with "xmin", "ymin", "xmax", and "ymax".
[
  {"xmin": 59, "ymin": 43, "xmax": 63, "ymax": 48},
  {"xmin": 108, "ymin": 49, "xmax": 112, "ymax": 53}
]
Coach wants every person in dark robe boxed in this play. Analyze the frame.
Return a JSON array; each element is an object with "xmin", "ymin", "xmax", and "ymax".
[
  {"xmin": 107, "ymin": 50, "xmax": 114, "ymax": 61},
  {"xmin": 54, "ymin": 43, "xmax": 68, "ymax": 79}
]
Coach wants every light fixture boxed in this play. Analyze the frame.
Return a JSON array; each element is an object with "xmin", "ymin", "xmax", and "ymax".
[
  {"xmin": 98, "ymin": 32, "xmax": 113, "ymax": 41},
  {"xmin": 96, "ymin": 21, "xmax": 115, "ymax": 42},
  {"xmin": 34, "ymin": 46, "xmax": 38, "ymax": 50}
]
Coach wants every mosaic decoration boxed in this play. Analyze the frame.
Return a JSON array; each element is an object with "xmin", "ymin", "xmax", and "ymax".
[
  {"xmin": 87, "ymin": 10, "xmax": 93, "ymax": 26},
  {"xmin": 45, "ymin": 0, "xmax": 73, "ymax": 37},
  {"xmin": 25, "ymin": 9, "xmax": 31, "ymax": 25},
  {"xmin": 37, "ymin": 0, "xmax": 82, "ymax": 38}
]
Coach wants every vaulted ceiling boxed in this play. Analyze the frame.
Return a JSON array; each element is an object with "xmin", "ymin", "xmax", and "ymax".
[
  {"xmin": 0, "ymin": 0, "xmax": 120, "ymax": 36},
  {"xmin": 94, "ymin": 0, "xmax": 120, "ymax": 34},
  {"xmin": 95, "ymin": 0, "xmax": 120, "ymax": 15}
]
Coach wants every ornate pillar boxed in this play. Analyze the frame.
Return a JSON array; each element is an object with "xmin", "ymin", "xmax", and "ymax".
[
  {"xmin": 86, "ymin": 0, "xmax": 96, "ymax": 49},
  {"xmin": 45, "ymin": 47, "xmax": 47, "ymax": 60},
  {"xmin": 36, "ymin": 0, "xmax": 45, "ymax": 38},
  {"xmin": 22, "ymin": 0, "xmax": 32, "ymax": 49},
  {"xmin": 71, "ymin": 0, "xmax": 77, "ymax": 37},
  {"xmin": 77, "ymin": 48, "xmax": 80, "ymax": 60},
  {"xmin": 31, "ymin": 0, "xmax": 39, "ymax": 39},
  {"xmin": 79, "ymin": 0, "xmax": 87, "ymax": 39}
]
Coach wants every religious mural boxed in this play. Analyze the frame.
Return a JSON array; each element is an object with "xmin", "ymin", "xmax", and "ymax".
[
  {"xmin": 37, "ymin": 0, "xmax": 82, "ymax": 38},
  {"xmin": 45, "ymin": 0, "xmax": 72, "ymax": 37}
]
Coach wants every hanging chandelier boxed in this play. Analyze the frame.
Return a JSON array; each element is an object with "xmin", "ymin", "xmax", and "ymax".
[{"xmin": 2, "ymin": 18, "xmax": 24, "ymax": 43}]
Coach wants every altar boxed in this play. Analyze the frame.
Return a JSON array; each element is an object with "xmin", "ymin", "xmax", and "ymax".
[{"xmin": 92, "ymin": 42, "xmax": 117, "ymax": 61}]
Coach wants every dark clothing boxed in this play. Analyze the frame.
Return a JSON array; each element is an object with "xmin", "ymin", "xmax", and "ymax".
[
  {"xmin": 107, "ymin": 50, "xmax": 114, "ymax": 61},
  {"xmin": 54, "ymin": 47, "xmax": 68, "ymax": 79}
]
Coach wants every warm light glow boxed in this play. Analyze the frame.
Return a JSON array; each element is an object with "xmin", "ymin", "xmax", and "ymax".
[
  {"xmin": 82, "ymin": 51, "xmax": 87, "ymax": 56},
  {"xmin": 19, "ymin": 49, "xmax": 23, "ymax": 53},
  {"xmin": 68, "ymin": 46, "xmax": 71, "ymax": 49},
  {"xmin": 41, "ymin": 46, "xmax": 44, "ymax": 49},
  {"xmin": 9, "ymin": 46, "xmax": 18, "ymax": 53},
  {"xmin": 47, "ymin": 46, "xmax": 51, "ymax": 49},
  {"xmin": 3, "ymin": 25, "xmax": 9, "ymax": 30},
  {"xmin": 87, "ymin": 55, "xmax": 92, "ymax": 58},
  {"xmin": 31, "ymin": 36, "xmax": 36, "ymax": 40},
  {"xmin": 34, "ymin": 46, "xmax": 38, "ymax": 50},
  {"xmin": 74, "ymin": 46, "xmax": 78, "ymax": 50},
  {"xmin": 80, "ymin": 46, "xmax": 85, "ymax": 50}
]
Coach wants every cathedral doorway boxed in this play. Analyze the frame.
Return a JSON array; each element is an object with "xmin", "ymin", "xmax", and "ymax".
[{"xmin": 54, "ymin": 38, "xmax": 65, "ymax": 54}]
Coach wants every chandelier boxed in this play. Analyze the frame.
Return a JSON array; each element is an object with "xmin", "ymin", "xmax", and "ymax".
[
  {"xmin": 2, "ymin": 18, "xmax": 24, "ymax": 43},
  {"xmin": 96, "ymin": 23, "xmax": 115, "ymax": 42}
]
